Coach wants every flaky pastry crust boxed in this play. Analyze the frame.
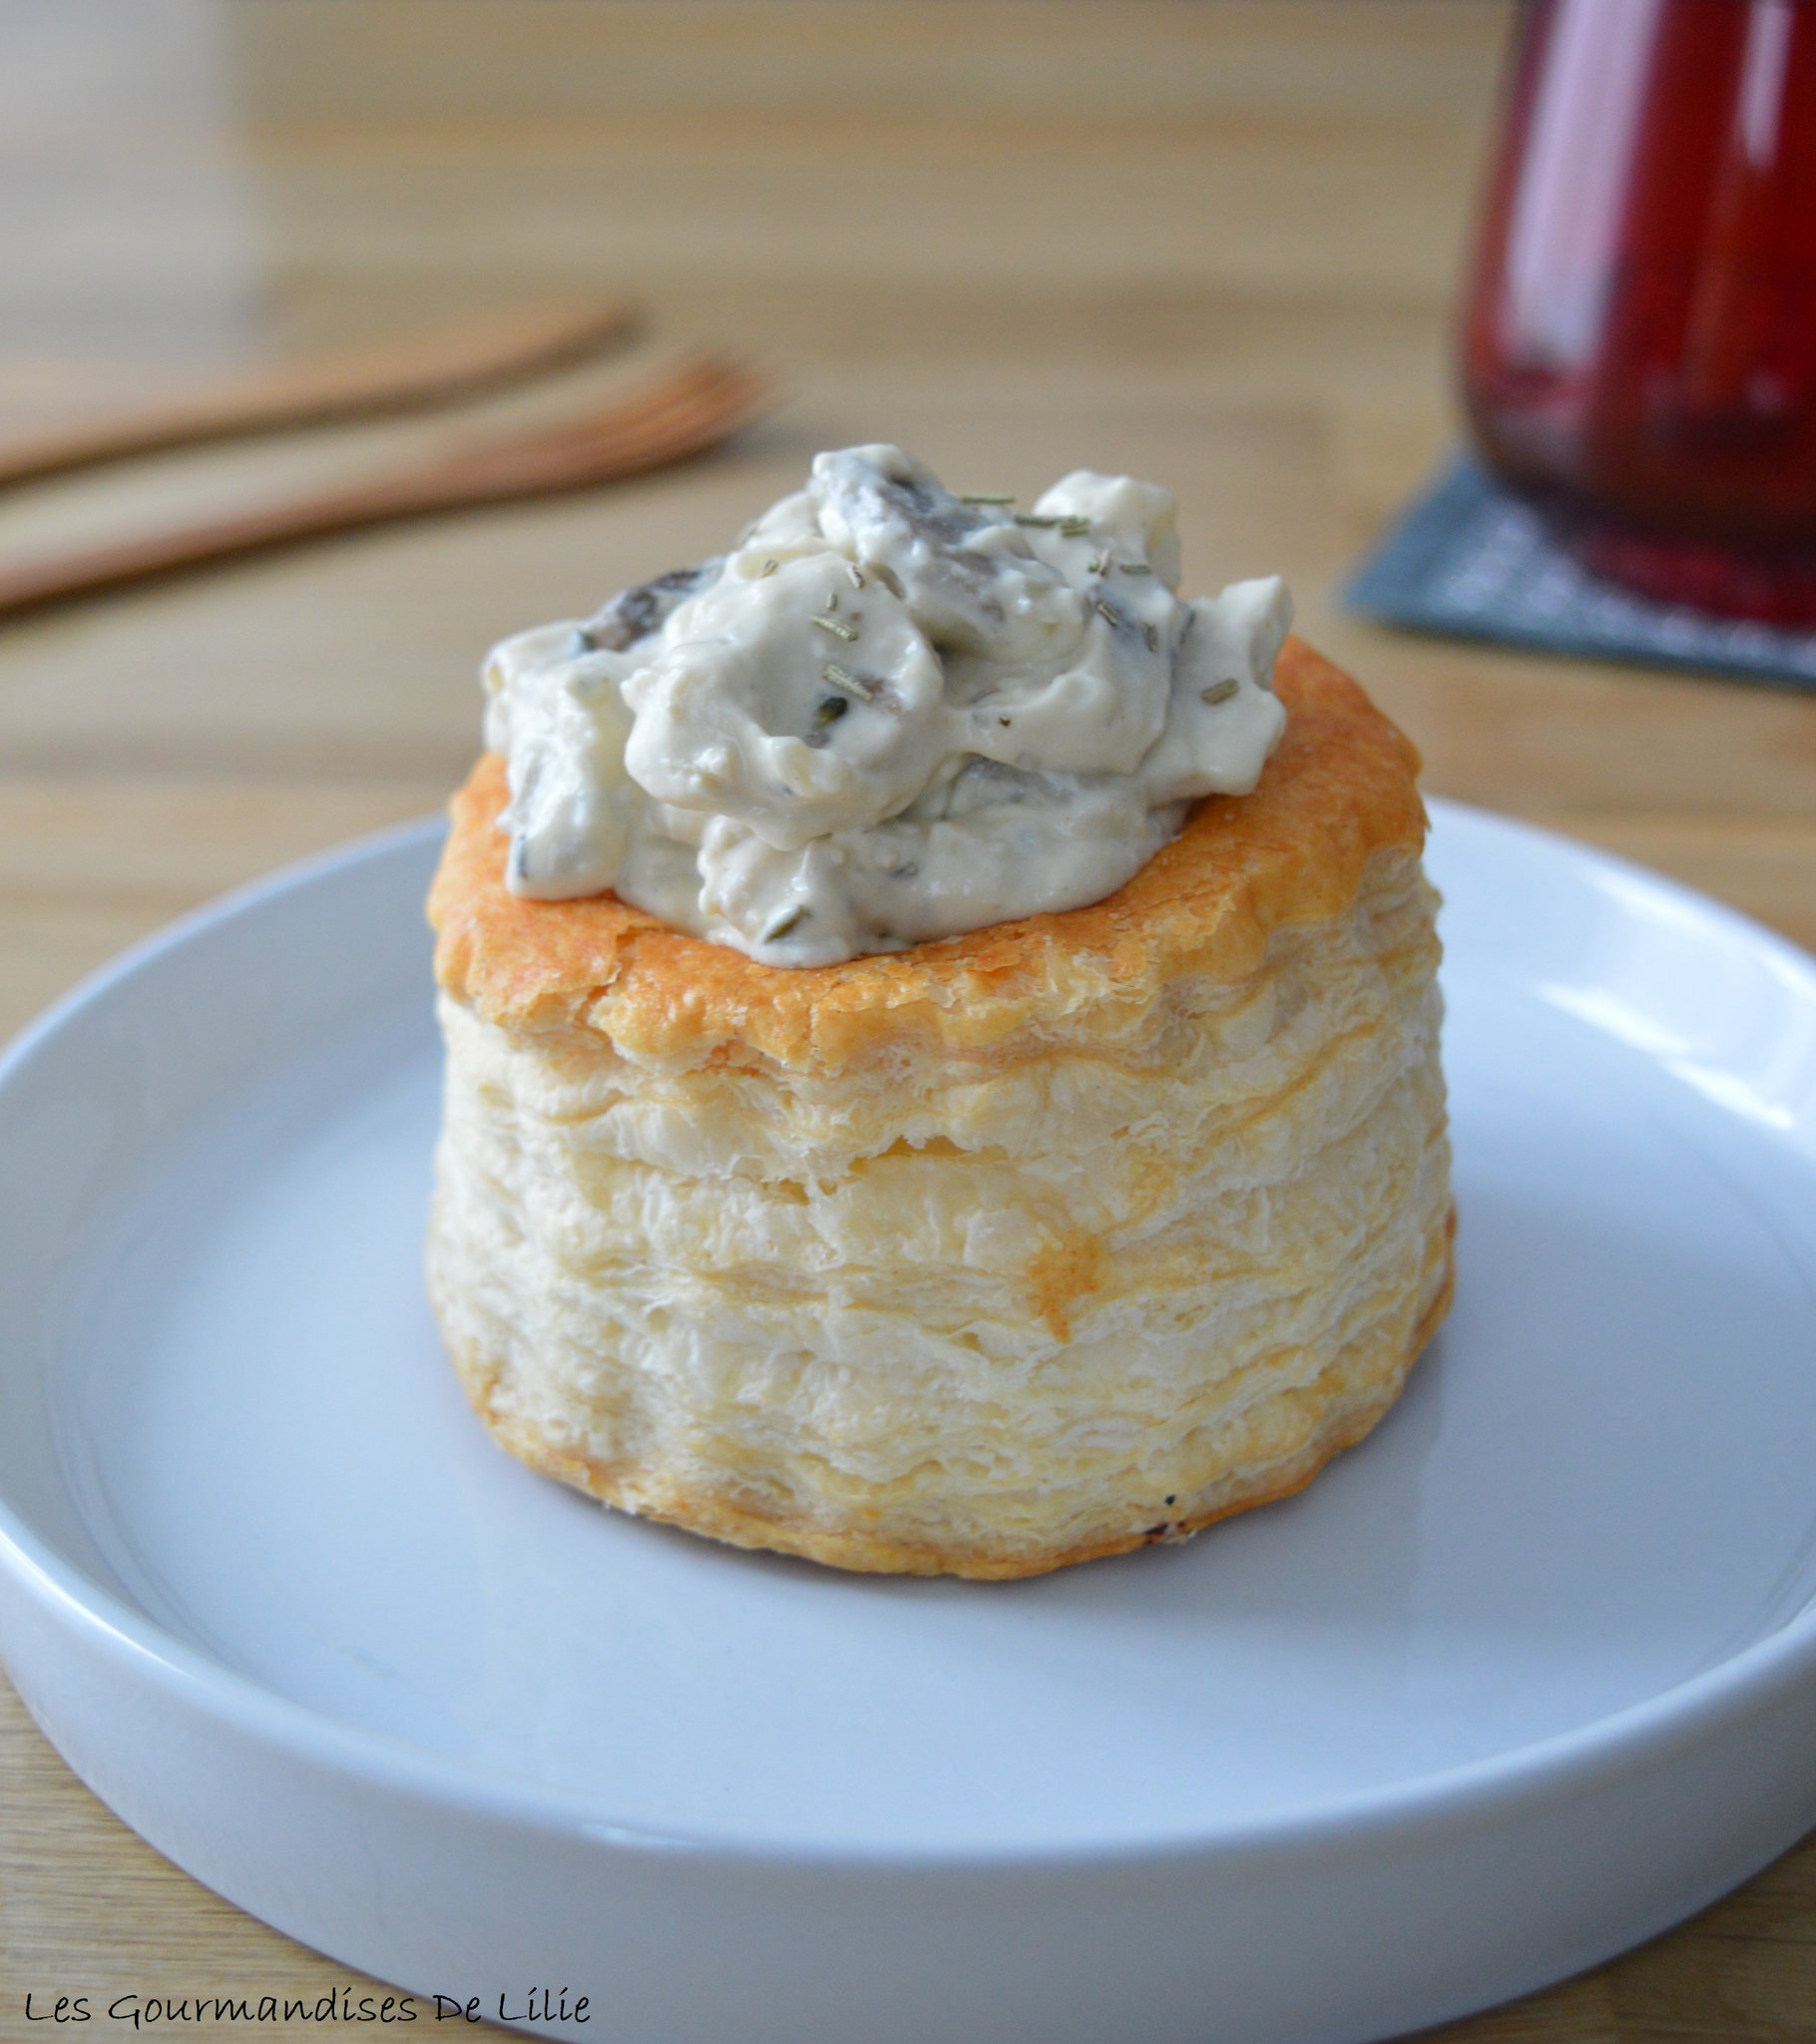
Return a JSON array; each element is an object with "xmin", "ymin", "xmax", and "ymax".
[{"xmin": 426, "ymin": 637, "xmax": 1452, "ymax": 1578}]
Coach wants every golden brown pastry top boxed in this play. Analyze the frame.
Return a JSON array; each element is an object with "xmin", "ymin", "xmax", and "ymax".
[{"xmin": 428, "ymin": 636, "xmax": 1426, "ymax": 1069}]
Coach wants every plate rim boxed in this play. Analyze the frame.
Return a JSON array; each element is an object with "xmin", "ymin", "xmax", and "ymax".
[{"xmin": 3, "ymin": 796, "xmax": 1816, "ymax": 1872}]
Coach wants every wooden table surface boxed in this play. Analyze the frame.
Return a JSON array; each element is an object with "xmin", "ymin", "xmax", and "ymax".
[{"xmin": 3, "ymin": 4, "xmax": 1815, "ymax": 2038}]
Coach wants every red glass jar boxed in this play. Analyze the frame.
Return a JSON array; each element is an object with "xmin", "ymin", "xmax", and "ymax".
[{"xmin": 1462, "ymin": 0, "xmax": 1816, "ymax": 624}]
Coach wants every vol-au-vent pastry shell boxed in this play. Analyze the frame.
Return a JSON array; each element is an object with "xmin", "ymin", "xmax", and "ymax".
[{"xmin": 427, "ymin": 637, "xmax": 1454, "ymax": 1578}]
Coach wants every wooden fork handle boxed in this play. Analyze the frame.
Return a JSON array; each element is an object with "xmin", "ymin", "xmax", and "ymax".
[
  {"xmin": 0, "ymin": 360, "xmax": 765, "ymax": 619},
  {"xmin": 0, "ymin": 301, "xmax": 640, "ymax": 491}
]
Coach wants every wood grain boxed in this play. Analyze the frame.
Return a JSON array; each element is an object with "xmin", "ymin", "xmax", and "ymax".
[{"xmin": 1, "ymin": 4, "xmax": 1814, "ymax": 2039}]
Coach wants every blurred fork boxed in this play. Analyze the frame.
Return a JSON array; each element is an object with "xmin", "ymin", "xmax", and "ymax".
[
  {"xmin": 0, "ymin": 355, "xmax": 767, "ymax": 619},
  {"xmin": 0, "ymin": 299, "xmax": 639, "ymax": 491}
]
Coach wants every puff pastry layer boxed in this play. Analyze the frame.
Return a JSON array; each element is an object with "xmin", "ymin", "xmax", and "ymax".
[{"xmin": 427, "ymin": 638, "xmax": 1453, "ymax": 1577}]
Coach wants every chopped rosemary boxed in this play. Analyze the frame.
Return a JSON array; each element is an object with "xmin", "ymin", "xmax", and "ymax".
[
  {"xmin": 960, "ymin": 494, "xmax": 1016, "ymax": 505},
  {"xmin": 822, "ymin": 662, "xmax": 877, "ymax": 700},
  {"xmin": 1141, "ymin": 622, "xmax": 1159, "ymax": 652},
  {"xmin": 825, "ymin": 591, "xmax": 838, "ymax": 612},
  {"xmin": 1095, "ymin": 599, "xmax": 1123, "ymax": 627},
  {"xmin": 1200, "ymin": 677, "xmax": 1240, "ymax": 706},
  {"xmin": 811, "ymin": 613, "xmax": 859, "ymax": 642},
  {"xmin": 1013, "ymin": 513, "xmax": 1064, "ymax": 527},
  {"xmin": 1057, "ymin": 517, "xmax": 1092, "ymax": 537},
  {"xmin": 846, "ymin": 562, "xmax": 864, "ymax": 587},
  {"xmin": 759, "ymin": 557, "xmax": 778, "ymax": 577},
  {"xmin": 814, "ymin": 695, "xmax": 849, "ymax": 728},
  {"xmin": 1119, "ymin": 561, "xmax": 1153, "ymax": 575}
]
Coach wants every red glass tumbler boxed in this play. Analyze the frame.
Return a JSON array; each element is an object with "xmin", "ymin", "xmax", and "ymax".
[{"xmin": 1462, "ymin": 0, "xmax": 1816, "ymax": 624}]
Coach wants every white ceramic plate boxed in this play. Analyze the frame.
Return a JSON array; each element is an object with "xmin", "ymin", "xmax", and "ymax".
[{"xmin": 3, "ymin": 801, "xmax": 1816, "ymax": 2044}]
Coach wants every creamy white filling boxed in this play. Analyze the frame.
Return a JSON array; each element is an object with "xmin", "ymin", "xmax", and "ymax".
[{"xmin": 484, "ymin": 444, "xmax": 1289, "ymax": 966}]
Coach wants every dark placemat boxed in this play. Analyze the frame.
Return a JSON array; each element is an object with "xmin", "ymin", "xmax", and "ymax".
[{"xmin": 1345, "ymin": 457, "xmax": 1816, "ymax": 692}]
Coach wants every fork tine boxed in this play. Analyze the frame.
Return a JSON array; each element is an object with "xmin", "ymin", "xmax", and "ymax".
[{"xmin": 430, "ymin": 358, "xmax": 764, "ymax": 497}]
